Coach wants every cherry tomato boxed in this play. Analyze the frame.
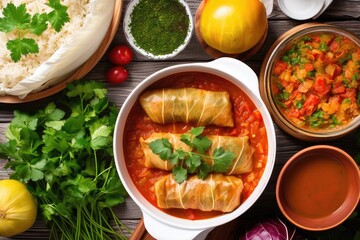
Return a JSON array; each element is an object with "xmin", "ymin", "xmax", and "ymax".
[
  {"xmin": 106, "ymin": 66, "xmax": 128, "ymax": 84},
  {"xmin": 108, "ymin": 45, "xmax": 133, "ymax": 65}
]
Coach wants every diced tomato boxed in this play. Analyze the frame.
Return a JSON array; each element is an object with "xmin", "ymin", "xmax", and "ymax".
[
  {"xmin": 273, "ymin": 61, "xmax": 289, "ymax": 75},
  {"xmin": 314, "ymin": 78, "xmax": 331, "ymax": 97},
  {"xmin": 330, "ymin": 40, "xmax": 340, "ymax": 52},
  {"xmin": 312, "ymin": 49, "xmax": 323, "ymax": 60},
  {"xmin": 340, "ymin": 88, "xmax": 357, "ymax": 100},
  {"xmin": 312, "ymin": 35, "xmax": 321, "ymax": 43},
  {"xmin": 332, "ymin": 82, "xmax": 346, "ymax": 94},
  {"xmin": 304, "ymin": 63, "xmax": 314, "ymax": 71},
  {"xmin": 302, "ymin": 94, "xmax": 320, "ymax": 116},
  {"xmin": 288, "ymin": 108, "xmax": 301, "ymax": 118}
]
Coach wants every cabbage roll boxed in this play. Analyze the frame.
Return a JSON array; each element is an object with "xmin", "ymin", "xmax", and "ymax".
[
  {"xmin": 206, "ymin": 135, "xmax": 253, "ymax": 175},
  {"xmin": 140, "ymin": 133, "xmax": 253, "ymax": 174},
  {"xmin": 140, "ymin": 133, "xmax": 191, "ymax": 170},
  {"xmin": 154, "ymin": 174, "xmax": 243, "ymax": 212},
  {"xmin": 139, "ymin": 88, "xmax": 234, "ymax": 127}
]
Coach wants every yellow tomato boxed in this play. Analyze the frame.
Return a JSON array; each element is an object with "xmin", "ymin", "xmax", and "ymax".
[
  {"xmin": 0, "ymin": 179, "xmax": 37, "ymax": 237},
  {"xmin": 200, "ymin": 0, "xmax": 267, "ymax": 54}
]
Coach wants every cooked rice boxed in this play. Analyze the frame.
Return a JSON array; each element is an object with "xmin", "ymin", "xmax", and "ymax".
[{"xmin": 0, "ymin": 0, "xmax": 90, "ymax": 88}]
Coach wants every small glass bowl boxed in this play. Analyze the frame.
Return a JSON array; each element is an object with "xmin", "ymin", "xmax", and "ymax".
[
  {"xmin": 123, "ymin": 0, "xmax": 193, "ymax": 60},
  {"xmin": 259, "ymin": 23, "xmax": 360, "ymax": 141}
]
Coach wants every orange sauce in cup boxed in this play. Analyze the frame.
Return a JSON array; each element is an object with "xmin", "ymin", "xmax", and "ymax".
[{"xmin": 282, "ymin": 153, "xmax": 348, "ymax": 218}]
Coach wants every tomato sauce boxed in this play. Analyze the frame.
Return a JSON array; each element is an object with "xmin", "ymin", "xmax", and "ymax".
[
  {"xmin": 272, "ymin": 32, "xmax": 360, "ymax": 130},
  {"xmin": 282, "ymin": 154, "xmax": 348, "ymax": 218},
  {"xmin": 123, "ymin": 72, "xmax": 268, "ymax": 219}
]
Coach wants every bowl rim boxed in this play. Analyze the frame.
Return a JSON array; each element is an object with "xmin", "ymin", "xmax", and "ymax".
[
  {"xmin": 259, "ymin": 23, "xmax": 360, "ymax": 141},
  {"xmin": 113, "ymin": 59, "xmax": 276, "ymax": 230},
  {"xmin": 275, "ymin": 145, "xmax": 360, "ymax": 231},
  {"xmin": 123, "ymin": 0, "xmax": 194, "ymax": 60},
  {"xmin": 276, "ymin": 0, "xmax": 325, "ymax": 20}
]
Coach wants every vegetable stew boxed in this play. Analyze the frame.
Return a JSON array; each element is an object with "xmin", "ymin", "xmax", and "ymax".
[{"xmin": 272, "ymin": 32, "xmax": 360, "ymax": 130}]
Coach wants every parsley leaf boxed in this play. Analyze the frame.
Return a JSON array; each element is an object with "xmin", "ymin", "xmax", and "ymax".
[
  {"xmin": 0, "ymin": 80, "xmax": 129, "ymax": 239},
  {"xmin": 197, "ymin": 163, "xmax": 211, "ymax": 180},
  {"xmin": 172, "ymin": 166, "xmax": 188, "ymax": 183},
  {"xmin": 185, "ymin": 154, "xmax": 202, "ymax": 173},
  {"xmin": 46, "ymin": 0, "xmax": 70, "ymax": 32},
  {"xmin": 0, "ymin": 1, "xmax": 69, "ymax": 61},
  {"xmin": 212, "ymin": 147, "xmax": 235, "ymax": 173},
  {"xmin": 0, "ymin": 3, "xmax": 30, "ymax": 32},
  {"xmin": 29, "ymin": 13, "xmax": 48, "ymax": 35},
  {"xmin": 149, "ymin": 127, "xmax": 236, "ymax": 183},
  {"xmin": 180, "ymin": 127, "xmax": 212, "ymax": 153},
  {"xmin": 6, "ymin": 38, "xmax": 39, "ymax": 62},
  {"xmin": 149, "ymin": 138, "xmax": 173, "ymax": 160}
]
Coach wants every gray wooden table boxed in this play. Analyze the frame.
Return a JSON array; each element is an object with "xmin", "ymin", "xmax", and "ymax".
[{"xmin": 1, "ymin": 0, "xmax": 360, "ymax": 239}]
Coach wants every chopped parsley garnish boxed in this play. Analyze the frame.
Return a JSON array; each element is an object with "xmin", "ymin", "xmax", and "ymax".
[
  {"xmin": 338, "ymin": 53, "xmax": 352, "ymax": 64},
  {"xmin": 308, "ymin": 110, "xmax": 325, "ymax": 128},
  {"xmin": 294, "ymin": 99, "xmax": 304, "ymax": 109},
  {"xmin": 149, "ymin": 127, "xmax": 235, "ymax": 183},
  {"xmin": 319, "ymin": 42, "xmax": 330, "ymax": 51},
  {"xmin": 302, "ymin": 36, "xmax": 312, "ymax": 42}
]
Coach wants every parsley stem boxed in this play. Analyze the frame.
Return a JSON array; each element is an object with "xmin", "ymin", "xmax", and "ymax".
[
  {"xmin": 109, "ymin": 208, "xmax": 132, "ymax": 237},
  {"xmin": 75, "ymin": 206, "xmax": 81, "ymax": 240}
]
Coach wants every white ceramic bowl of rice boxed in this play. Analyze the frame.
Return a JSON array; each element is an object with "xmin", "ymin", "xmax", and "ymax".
[{"xmin": 0, "ymin": 0, "xmax": 115, "ymax": 99}]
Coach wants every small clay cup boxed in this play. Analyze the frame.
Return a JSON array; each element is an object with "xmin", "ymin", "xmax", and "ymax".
[{"xmin": 276, "ymin": 145, "xmax": 360, "ymax": 231}]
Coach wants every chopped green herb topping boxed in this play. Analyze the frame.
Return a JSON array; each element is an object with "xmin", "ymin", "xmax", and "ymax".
[{"xmin": 149, "ymin": 127, "xmax": 235, "ymax": 183}]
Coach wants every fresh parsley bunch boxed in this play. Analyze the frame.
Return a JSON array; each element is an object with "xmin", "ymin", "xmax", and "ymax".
[
  {"xmin": 0, "ymin": 0, "xmax": 70, "ymax": 62},
  {"xmin": 0, "ymin": 81, "xmax": 129, "ymax": 240},
  {"xmin": 149, "ymin": 127, "xmax": 236, "ymax": 183}
]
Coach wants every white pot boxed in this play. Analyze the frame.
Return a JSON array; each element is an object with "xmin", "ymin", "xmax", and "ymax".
[{"xmin": 113, "ymin": 57, "xmax": 276, "ymax": 240}]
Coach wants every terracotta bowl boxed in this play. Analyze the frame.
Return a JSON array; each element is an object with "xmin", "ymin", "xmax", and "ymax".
[
  {"xmin": 259, "ymin": 23, "xmax": 360, "ymax": 141},
  {"xmin": 276, "ymin": 145, "xmax": 360, "ymax": 231}
]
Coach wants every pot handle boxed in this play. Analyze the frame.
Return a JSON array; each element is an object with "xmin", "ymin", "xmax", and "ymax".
[
  {"xmin": 142, "ymin": 210, "xmax": 213, "ymax": 240},
  {"xmin": 203, "ymin": 57, "xmax": 260, "ymax": 98}
]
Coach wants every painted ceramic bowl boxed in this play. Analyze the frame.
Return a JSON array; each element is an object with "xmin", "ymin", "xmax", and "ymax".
[
  {"xmin": 113, "ymin": 57, "xmax": 276, "ymax": 239},
  {"xmin": 260, "ymin": 23, "xmax": 360, "ymax": 141},
  {"xmin": 276, "ymin": 145, "xmax": 360, "ymax": 231}
]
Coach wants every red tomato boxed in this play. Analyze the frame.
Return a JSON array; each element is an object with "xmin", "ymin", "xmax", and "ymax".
[
  {"xmin": 273, "ymin": 61, "xmax": 289, "ymax": 75},
  {"xmin": 304, "ymin": 63, "xmax": 314, "ymax": 71},
  {"xmin": 329, "ymin": 40, "xmax": 340, "ymax": 52},
  {"xmin": 314, "ymin": 78, "xmax": 331, "ymax": 97},
  {"xmin": 106, "ymin": 66, "xmax": 128, "ymax": 84},
  {"xmin": 332, "ymin": 82, "xmax": 346, "ymax": 94},
  {"xmin": 108, "ymin": 45, "xmax": 133, "ymax": 65},
  {"xmin": 303, "ymin": 94, "xmax": 320, "ymax": 116}
]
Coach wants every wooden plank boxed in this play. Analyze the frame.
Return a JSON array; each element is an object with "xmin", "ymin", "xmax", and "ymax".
[{"xmin": 0, "ymin": 0, "xmax": 359, "ymax": 239}]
